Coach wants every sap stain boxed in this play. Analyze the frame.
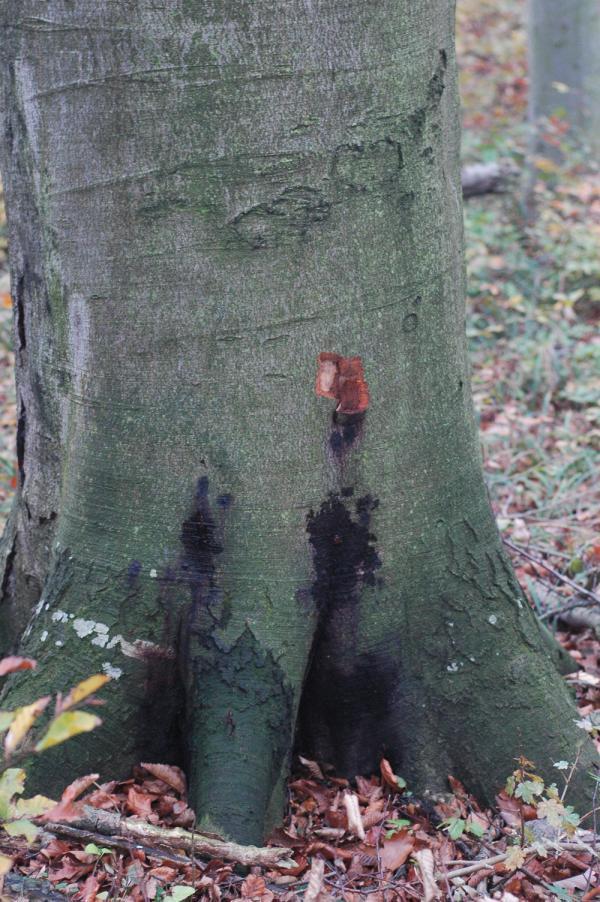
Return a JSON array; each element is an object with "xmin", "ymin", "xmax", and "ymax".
[
  {"xmin": 127, "ymin": 560, "xmax": 142, "ymax": 588},
  {"xmin": 180, "ymin": 476, "xmax": 223, "ymax": 608},
  {"xmin": 297, "ymin": 494, "xmax": 406, "ymax": 776},
  {"xmin": 306, "ymin": 492, "xmax": 381, "ymax": 613},
  {"xmin": 329, "ymin": 411, "xmax": 365, "ymax": 459}
]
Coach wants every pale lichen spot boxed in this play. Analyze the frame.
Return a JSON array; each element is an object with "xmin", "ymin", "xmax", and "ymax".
[
  {"xmin": 488, "ymin": 614, "xmax": 498, "ymax": 625},
  {"xmin": 51, "ymin": 610, "xmax": 69, "ymax": 623},
  {"xmin": 73, "ymin": 618, "xmax": 97, "ymax": 638},
  {"xmin": 102, "ymin": 663, "xmax": 123, "ymax": 680},
  {"xmin": 55, "ymin": 640, "xmax": 63, "ymax": 647},
  {"xmin": 447, "ymin": 662, "xmax": 459, "ymax": 673},
  {"xmin": 91, "ymin": 633, "xmax": 109, "ymax": 648},
  {"xmin": 40, "ymin": 630, "xmax": 48, "ymax": 643},
  {"xmin": 149, "ymin": 568, "xmax": 158, "ymax": 578}
]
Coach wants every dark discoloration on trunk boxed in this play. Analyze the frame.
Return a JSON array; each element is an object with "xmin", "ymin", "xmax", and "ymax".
[
  {"xmin": 305, "ymin": 492, "xmax": 381, "ymax": 613},
  {"xmin": 133, "ymin": 476, "xmax": 233, "ymax": 766},
  {"xmin": 297, "ymin": 492, "xmax": 397, "ymax": 775},
  {"xmin": 16, "ymin": 401, "xmax": 26, "ymax": 486},
  {"xmin": 329, "ymin": 410, "xmax": 365, "ymax": 458},
  {"xmin": 179, "ymin": 476, "xmax": 231, "ymax": 633}
]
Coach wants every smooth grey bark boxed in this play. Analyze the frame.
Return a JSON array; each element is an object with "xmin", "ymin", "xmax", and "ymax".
[
  {"xmin": 0, "ymin": 1, "xmax": 596, "ymax": 844},
  {"xmin": 528, "ymin": 0, "xmax": 600, "ymax": 160}
]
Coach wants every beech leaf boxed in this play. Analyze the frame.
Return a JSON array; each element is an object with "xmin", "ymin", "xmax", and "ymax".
[
  {"xmin": 0, "ymin": 712, "xmax": 15, "ymax": 733},
  {"xmin": 4, "ymin": 696, "xmax": 51, "ymax": 757},
  {"xmin": 0, "ymin": 657, "xmax": 36, "ymax": 677},
  {"xmin": 0, "ymin": 769, "xmax": 26, "ymax": 819},
  {"xmin": 35, "ymin": 711, "xmax": 101, "ymax": 751},
  {"xmin": 13, "ymin": 794, "xmax": 56, "ymax": 817},
  {"xmin": 3, "ymin": 818, "xmax": 39, "ymax": 842},
  {"xmin": 60, "ymin": 674, "xmax": 110, "ymax": 712}
]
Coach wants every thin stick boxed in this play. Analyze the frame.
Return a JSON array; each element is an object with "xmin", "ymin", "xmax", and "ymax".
[
  {"xmin": 504, "ymin": 540, "xmax": 600, "ymax": 606},
  {"xmin": 43, "ymin": 806, "xmax": 290, "ymax": 868},
  {"xmin": 41, "ymin": 822, "xmax": 191, "ymax": 865},
  {"xmin": 446, "ymin": 852, "xmax": 507, "ymax": 878}
]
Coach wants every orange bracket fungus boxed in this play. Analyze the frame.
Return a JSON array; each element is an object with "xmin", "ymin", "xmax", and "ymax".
[{"xmin": 315, "ymin": 353, "xmax": 369, "ymax": 415}]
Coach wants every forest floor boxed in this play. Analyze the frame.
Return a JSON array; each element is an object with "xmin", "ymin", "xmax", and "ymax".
[{"xmin": 1, "ymin": 0, "xmax": 599, "ymax": 898}]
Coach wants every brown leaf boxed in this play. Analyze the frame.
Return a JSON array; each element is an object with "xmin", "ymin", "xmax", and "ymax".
[
  {"xmin": 79, "ymin": 875, "xmax": 101, "ymax": 901},
  {"xmin": 305, "ymin": 841, "xmax": 354, "ymax": 862},
  {"xmin": 140, "ymin": 763, "xmax": 187, "ymax": 796},
  {"xmin": 62, "ymin": 773, "xmax": 100, "ymax": 804},
  {"xmin": 0, "ymin": 657, "xmax": 37, "ymax": 677},
  {"xmin": 298, "ymin": 756, "xmax": 325, "ymax": 781},
  {"xmin": 362, "ymin": 798, "xmax": 385, "ymax": 828},
  {"xmin": 380, "ymin": 830, "xmax": 415, "ymax": 871},
  {"xmin": 380, "ymin": 757, "xmax": 402, "ymax": 792},
  {"xmin": 148, "ymin": 866, "xmax": 178, "ymax": 882},
  {"xmin": 127, "ymin": 785, "xmax": 156, "ymax": 817},
  {"xmin": 240, "ymin": 873, "xmax": 274, "ymax": 900}
]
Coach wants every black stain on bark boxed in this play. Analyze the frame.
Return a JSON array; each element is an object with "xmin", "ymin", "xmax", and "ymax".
[
  {"xmin": 127, "ymin": 560, "xmax": 142, "ymax": 588},
  {"xmin": 296, "ymin": 493, "xmax": 403, "ymax": 776},
  {"xmin": 329, "ymin": 411, "xmax": 365, "ymax": 459},
  {"xmin": 306, "ymin": 492, "xmax": 381, "ymax": 613}
]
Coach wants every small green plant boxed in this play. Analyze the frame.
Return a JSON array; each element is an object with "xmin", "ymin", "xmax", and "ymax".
[
  {"xmin": 0, "ymin": 656, "xmax": 109, "ymax": 881},
  {"xmin": 505, "ymin": 755, "xmax": 581, "ymax": 850},
  {"xmin": 439, "ymin": 814, "xmax": 486, "ymax": 841},
  {"xmin": 384, "ymin": 817, "xmax": 412, "ymax": 838}
]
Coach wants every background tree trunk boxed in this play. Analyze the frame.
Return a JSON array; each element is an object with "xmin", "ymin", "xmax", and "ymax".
[
  {"xmin": 0, "ymin": 1, "xmax": 595, "ymax": 844},
  {"xmin": 528, "ymin": 0, "xmax": 600, "ymax": 160}
]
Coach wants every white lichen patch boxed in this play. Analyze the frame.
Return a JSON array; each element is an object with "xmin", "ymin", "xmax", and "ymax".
[
  {"xmin": 447, "ymin": 662, "xmax": 459, "ymax": 673},
  {"xmin": 488, "ymin": 614, "xmax": 498, "ymax": 625},
  {"xmin": 55, "ymin": 640, "xmax": 63, "ymax": 647},
  {"xmin": 40, "ymin": 630, "xmax": 48, "ymax": 643},
  {"xmin": 149, "ymin": 568, "xmax": 158, "ymax": 578},
  {"xmin": 102, "ymin": 663, "xmax": 123, "ymax": 680},
  {"xmin": 73, "ymin": 618, "xmax": 97, "ymax": 638},
  {"xmin": 91, "ymin": 634, "xmax": 109, "ymax": 648},
  {"xmin": 51, "ymin": 610, "xmax": 69, "ymax": 623}
]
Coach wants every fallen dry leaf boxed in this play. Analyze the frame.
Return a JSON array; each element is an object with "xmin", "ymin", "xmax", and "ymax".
[{"xmin": 380, "ymin": 829, "xmax": 415, "ymax": 871}]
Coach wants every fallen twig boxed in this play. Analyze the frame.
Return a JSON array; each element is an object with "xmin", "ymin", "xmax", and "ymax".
[
  {"xmin": 504, "ymin": 540, "xmax": 600, "ymax": 615},
  {"xmin": 461, "ymin": 161, "xmax": 518, "ymax": 198},
  {"xmin": 41, "ymin": 822, "xmax": 192, "ymax": 865},
  {"xmin": 446, "ymin": 852, "xmax": 507, "ymax": 879},
  {"xmin": 43, "ymin": 806, "xmax": 290, "ymax": 868}
]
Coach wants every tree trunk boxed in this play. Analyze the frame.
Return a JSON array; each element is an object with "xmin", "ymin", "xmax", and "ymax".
[
  {"xmin": 0, "ymin": 1, "xmax": 595, "ymax": 844},
  {"xmin": 528, "ymin": 0, "xmax": 600, "ymax": 160}
]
